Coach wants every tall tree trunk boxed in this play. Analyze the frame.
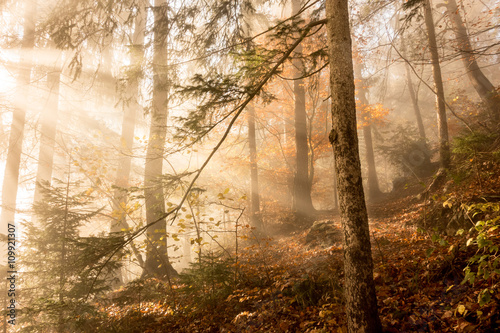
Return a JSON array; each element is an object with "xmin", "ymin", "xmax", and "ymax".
[
  {"xmin": 33, "ymin": 67, "xmax": 60, "ymax": 204},
  {"xmin": 325, "ymin": 0, "xmax": 382, "ymax": 332},
  {"xmin": 424, "ymin": 0, "xmax": 450, "ymax": 169},
  {"xmin": 142, "ymin": 0, "xmax": 177, "ymax": 279},
  {"xmin": 247, "ymin": 103, "xmax": 262, "ymax": 230},
  {"xmin": 354, "ymin": 59, "xmax": 382, "ymax": 201},
  {"xmin": 292, "ymin": 0, "xmax": 314, "ymax": 221},
  {"xmin": 111, "ymin": 10, "xmax": 145, "ymax": 234},
  {"xmin": 444, "ymin": 0, "xmax": 500, "ymax": 123},
  {"xmin": 111, "ymin": 8, "xmax": 146, "ymax": 283},
  {"xmin": 1, "ymin": 0, "xmax": 36, "ymax": 233}
]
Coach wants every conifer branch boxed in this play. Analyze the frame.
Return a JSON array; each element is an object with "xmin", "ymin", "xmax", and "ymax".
[{"xmin": 86, "ymin": 18, "xmax": 328, "ymax": 294}]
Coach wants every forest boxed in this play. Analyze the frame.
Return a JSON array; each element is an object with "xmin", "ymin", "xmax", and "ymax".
[{"xmin": 0, "ymin": 0, "xmax": 499, "ymax": 331}]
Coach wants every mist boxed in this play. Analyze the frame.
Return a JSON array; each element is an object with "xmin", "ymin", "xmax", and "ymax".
[{"xmin": 0, "ymin": 0, "xmax": 499, "ymax": 331}]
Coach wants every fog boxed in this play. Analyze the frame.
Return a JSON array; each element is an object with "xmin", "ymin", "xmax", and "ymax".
[{"xmin": 0, "ymin": 0, "xmax": 499, "ymax": 330}]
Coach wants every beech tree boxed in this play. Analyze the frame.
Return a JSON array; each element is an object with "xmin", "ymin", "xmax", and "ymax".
[
  {"xmin": 424, "ymin": 0, "xmax": 450, "ymax": 169},
  {"xmin": 142, "ymin": 0, "xmax": 177, "ymax": 279},
  {"xmin": 442, "ymin": 0, "xmax": 500, "ymax": 123},
  {"xmin": 291, "ymin": 0, "xmax": 315, "ymax": 221},
  {"xmin": 325, "ymin": 0, "xmax": 382, "ymax": 331},
  {"xmin": 403, "ymin": 0, "xmax": 450, "ymax": 169}
]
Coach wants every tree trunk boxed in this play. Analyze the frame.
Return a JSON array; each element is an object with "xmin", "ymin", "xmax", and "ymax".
[
  {"xmin": 143, "ymin": 0, "xmax": 177, "ymax": 279},
  {"xmin": 111, "ymin": 8, "xmax": 145, "ymax": 234},
  {"xmin": 332, "ymin": 155, "xmax": 339, "ymax": 210},
  {"xmin": 325, "ymin": 0, "xmax": 382, "ymax": 332},
  {"xmin": 247, "ymin": 103, "xmax": 262, "ymax": 230},
  {"xmin": 398, "ymin": 15, "xmax": 427, "ymax": 140},
  {"xmin": 444, "ymin": 0, "xmax": 500, "ymax": 123},
  {"xmin": 111, "ymin": 9, "xmax": 146, "ymax": 283},
  {"xmin": 353, "ymin": 59, "xmax": 382, "ymax": 201},
  {"xmin": 1, "ymin": 0, "xmax": 36, "ymax": 232},
  {"xmin": 33, "ymin": 67, "xmax": 60, "ymax": 204},
  {"xmin": 405, "ymin": 62, "xmax": 427, "ymax": 140},
  {"xmin": 423, "ymin": 0, "xmax": 450, "ymax": 169},
  {"xmin": 292, "ymin": 0, "xmax": 314, "ymax": 221},
  {"xmin": 362, "ymin": 124, "xmax": 381, "ymax": 200}
]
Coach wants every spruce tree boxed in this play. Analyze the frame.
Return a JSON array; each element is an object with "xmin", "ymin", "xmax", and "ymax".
[{"xmin": 21, "ymin": 179, "xmax": 121, "ymax": 332}]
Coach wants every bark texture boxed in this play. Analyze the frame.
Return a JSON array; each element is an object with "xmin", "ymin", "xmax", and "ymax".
[
  {"xmin": 292, "ymin": 0, "xmax": 315, "ymax": 221},
  {"xmin": 325, "ymin": 0, "xmax": 382, "ymax": 332},
  {"xmin": 424, "ymin": 0, "xmax": 450, "ymax": 169},
  {"xmin": 1, "ymin": 0, "xmax": 36, "ymax": 231},
  {"xmin": 444, "ymin": 0, "xmax": 499, "ymax": 123},
  {"xmin": 143, "ymin": 0, "xmax": 177, "ymax": 279}
]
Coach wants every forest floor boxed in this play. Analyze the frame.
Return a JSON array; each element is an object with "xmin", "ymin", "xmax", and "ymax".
[{"xmin": 94, "ymin": 176, "xmax": 500, "ymax": 333}]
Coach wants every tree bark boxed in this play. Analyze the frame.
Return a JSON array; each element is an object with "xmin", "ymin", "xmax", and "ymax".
[
  {"xmin": 292, "ymin": 0, "xmax": 314, "ymax": 221},
  {"xmin": 247, "ymin": 103, "xmax": 262, "ymax": 230},
  {"xmin": 444, "ymin": 0, "xmax": 500, "ymax": 123},
  {"xmin": 423, "ymin": 0, "xmax": 450, "ymax": 169},
  {"xmin": 142, "ymin": 0, "xmax": 177, "ymax": 279},
  {"xmin": 1, "ymin": 0, "xmax": 36, "ymax": 232},
  {"xmin": 353, "ymin": 59, "xmax": 382, "ymax": 201},
  {"xmin": 325, "ymin": 0, "xmax": 382, "ymax": 332}
]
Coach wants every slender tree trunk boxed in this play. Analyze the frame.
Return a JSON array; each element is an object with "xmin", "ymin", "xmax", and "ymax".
[
  {"xmin": 143, "ymin": 0, "xmax": 177, "ymax": 279},
  {"xmin": 111, "ymin": 11, "xmax": 145, "ymax": 232},
  {"xmin": 396, "ymin": 11, "xmax": 427, "ymax": 140},
  {"xmin": 354, "ymin": 59, "xmax": 382, "ymax": 201},
  {"xmin": 111, "ymin": 9, "xmax": 146, "ymax": 283},
  {"xmin": 325, "ymin": 0, "xmax": 382, "ymax": 332},
  {"xmin": 306, "ymin": 91, "xmax": 317, "ymax": 197},
  {"xmin": 400, "ymin": 35, "xmax": 427, "ymax": 140},
  {"xmin": 292, "ymin": 0, "xmax": 314, "ymax": 221},
  {"xmin": 247, "ymin": 103, "xmax": 262, "ymax": 230},
  {"xmin": 444, "ymin": 0, "xmax": 500, "ymax": 123},
  {"xmin": 362, "ymin": 124, "xmax": 381, "ymax": 200},
  {"xmin": 424, "ymin": 0, "xmax": 450, "ymax": 169},
  {"xmin": 33, "ymin": 66, "xmax": 60, "ymax": 204},
  {"xmin": 405, "ymin": 63, "xmax": 427, "ymax": 140},
  {"xmin": 1, "ymin": 0, "xmax": 36, "ymax": 233}
]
